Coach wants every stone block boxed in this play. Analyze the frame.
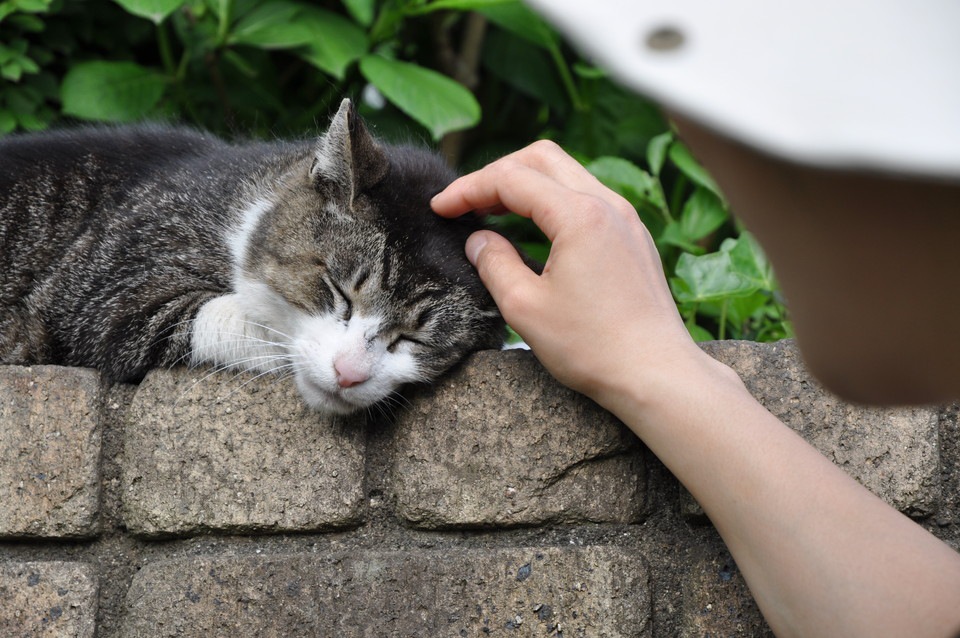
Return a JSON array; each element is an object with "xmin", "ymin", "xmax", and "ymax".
[
  {"xmin": 393, "ymin": 350, "xmax": 646, "ymax": 528},
  {"xmin": 119, "ymin": 546, "xmax": 650, "ymax": 637},
  {"xmin": 122, "ymin": 367, "xmax": 365, "ymax": 537},
  {"xmin": 0, "ymin": 561, "xmax": 99, "ymax": 638},
  {"xmin": 0, "ymin": 365, "xmax": 102, "ymax": 538},
  {"xmin": 700, "ymin": 340, "xmax": 940, "ymax": 517},
  {"xmin": 680, "ymin": 546, "xmax": 771, "ymax": 638}
]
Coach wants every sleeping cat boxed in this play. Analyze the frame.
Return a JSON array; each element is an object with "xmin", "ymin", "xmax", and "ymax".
[{"xmin": 0, "ymin": 98, "xmax": 505, "ymax": 414}]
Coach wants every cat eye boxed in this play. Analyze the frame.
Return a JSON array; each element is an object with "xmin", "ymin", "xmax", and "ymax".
[
  {"xmin": 387, "ymin": 335, "xmax": 427, "ymax": 353},
  {"xmin": 327, "ymin": 280, "xmax": 353, "ymax": 320}
]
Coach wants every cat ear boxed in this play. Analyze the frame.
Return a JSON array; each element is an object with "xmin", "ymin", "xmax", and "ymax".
[{"xmin": 311, "ymin": 98, "xmax": 389, "ymax": 206}]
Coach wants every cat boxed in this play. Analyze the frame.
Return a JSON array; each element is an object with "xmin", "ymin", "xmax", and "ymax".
[{"xmin": 0, "ymin": 98, "xmax": 505, "ymax": 414}]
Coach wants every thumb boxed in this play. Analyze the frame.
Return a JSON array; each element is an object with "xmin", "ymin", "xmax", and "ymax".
[{"xmin": 465, "ymin": 230, "xmax": 538, "ymax": 317}]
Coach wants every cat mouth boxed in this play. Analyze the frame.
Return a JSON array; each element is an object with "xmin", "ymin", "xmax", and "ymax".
[{"xmin": 297, "ymin": 376, "xmax": 364, "ymax": 414}]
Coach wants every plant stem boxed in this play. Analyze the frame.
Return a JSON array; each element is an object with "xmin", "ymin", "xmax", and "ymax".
[
  {"xmin": 548, "ymin": 43, "xmax": 583, "ymax": 111},
  {"xmin": 157, "ymin": 22, "xmax": 176, "ymax": 77}
]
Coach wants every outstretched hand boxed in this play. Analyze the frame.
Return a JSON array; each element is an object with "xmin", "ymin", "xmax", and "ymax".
[{"xmin": 432, "ymin": 141, "xmax": 702, "ymax": 408}]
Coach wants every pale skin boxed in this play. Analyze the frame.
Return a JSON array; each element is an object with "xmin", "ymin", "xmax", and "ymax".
[{"xmin": 431, "ymin": 139, "xmax": 960, "ymax": 638}]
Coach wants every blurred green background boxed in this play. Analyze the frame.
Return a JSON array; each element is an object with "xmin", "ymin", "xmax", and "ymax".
[{"xmin": 0, "ymin": 0, "xmax": 791, "ymax": 342}]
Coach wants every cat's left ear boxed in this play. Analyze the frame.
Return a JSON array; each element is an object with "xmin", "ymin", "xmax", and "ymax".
[{"xmin": 312, "ymin": 98, "xmax": 389, "ymax": 206}]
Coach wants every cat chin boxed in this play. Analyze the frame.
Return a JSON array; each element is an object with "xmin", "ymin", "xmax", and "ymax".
[{"xmin": 294, "ymin": 373, "xmax": 385, "ymax": 415}]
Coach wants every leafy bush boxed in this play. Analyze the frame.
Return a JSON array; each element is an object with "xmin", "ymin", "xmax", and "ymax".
[{"xmin": 0, "ymin": 0, "xmax": 790, "ymax": 342}]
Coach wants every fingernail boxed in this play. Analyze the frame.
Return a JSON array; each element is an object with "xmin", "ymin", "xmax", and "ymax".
[{"xmin": 465, "ymin": 233, "xmax": 488, "ymax": 266}]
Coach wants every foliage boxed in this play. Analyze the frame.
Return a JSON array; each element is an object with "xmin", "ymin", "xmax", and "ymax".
[{"xmin": 0, "ymin": 0, "xmax": 790, "ymax": 342}]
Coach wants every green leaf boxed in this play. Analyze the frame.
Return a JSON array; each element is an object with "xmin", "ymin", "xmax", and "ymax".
[
  {"xmin": 359, "ymin": 55, "xmax": 480, "ymax": 140},
  {"xmin": 295, "ymin": 8, "xmax": 368, "ymax": 79},
  {"xmin": 685, "ymin": 321, "xmax": 715, "ymax": 343},
  {"xmin": 478, "ymin": 2, "xmax": 558, "ymax": 50},
  {"xmin": 668, "ymin": 140, "xmax": 723, "ymax": 199},
  {"xmin": 678, "ymin": 187, "xmax": 728, "ymax": 241},
  {"xmin": 481, "ymin": 28, "xmax": 565, "ymax": 110},
  {"xmin": 229, "ymin": 1, "xmax": 302, "ymax": 46},
  {"xmin": 112, "ymin": 0, "xmax": 185, "ymax": 24},
  {"xmin": 586, "ymin": 156, "xmax": 667, "ymax": 217},
  {"xmin": 10, "ymin": 0, "xmax": 52, "ymax": 12},
  {"xmin": 2, "ymin": 62, "xmax": 22, "ymax": 82},
  {"xmin": 726, "ymin": 231, "xmax": 776, "ymax": 290},
  {"xmin": 405, "ymin": 0, "xmax": 513, "ymax": 14},
  {"xmin": 658, "ymin": 223, "xmax": 702, "ymax": 254},
  {"xmin": 340, "ymin": 0, "xmax": 374, "ymax": 26},
  {"xmin": 0, "ymin": 109, "xmax": 16, "ymax": 133},
  {"xmin": 9, "ymin": 13, "xmax": 45, "ymax": 31},
  {"xmin": 60, "ymin": 61, "xmax": 166, "ymax": 122},
  {"xmin": 646, "ymin": 131, "xmax": 672, "ymax": 175},
  {"xmin": 671, "ymin": 250, "xmax": 758, "ymax": 304}
]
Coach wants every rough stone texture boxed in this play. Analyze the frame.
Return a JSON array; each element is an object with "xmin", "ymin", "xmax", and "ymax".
[
  {"xmin": 122, "ymin": 367, "xmax": 366, "ymax": 537},
  {"xmin": 701, "ymin": 340, "xmax": 940, "ymax": 517},
  {"xmin": 680, "ymin": 546, "xmax": 771, "ymax": 638},
  {"xmin": 0, "ymin": 561, "xmax": 99, "ymax": 638},
  {"xmin": 0, "ymin": 365, "xmax": 102, "ymax": 538},
  {"xmin": 393, "ymin": 350, "xmax": 646, "ymax": 528},
  {"xmin": 119, "ymin": 546, "xmax": 650, "ymax": 637}
]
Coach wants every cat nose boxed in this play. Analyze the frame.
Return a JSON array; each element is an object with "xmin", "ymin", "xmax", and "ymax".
[{"xmin": 334, "ymin": 355, "xmax": 370, "ymax": 388}]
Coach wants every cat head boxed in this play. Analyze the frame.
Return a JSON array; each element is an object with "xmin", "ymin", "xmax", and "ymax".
[{"xmin": 235, "ymin": 99, "xmax": 505, "ymax": 414}]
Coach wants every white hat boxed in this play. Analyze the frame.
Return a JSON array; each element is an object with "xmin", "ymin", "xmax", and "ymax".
[{"xmin": 525, "ymin": 0, "xmax": 960, "ymax": 180}]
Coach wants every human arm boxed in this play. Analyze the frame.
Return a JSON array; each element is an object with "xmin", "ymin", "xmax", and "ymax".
[{"xmin": 431, "ymin": 140, "xmax": 960, "ymax": 638}]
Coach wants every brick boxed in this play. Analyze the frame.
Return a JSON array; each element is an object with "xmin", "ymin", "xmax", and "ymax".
[
  {"xmin": 680, "ymin": 546, "xmax": 771, "ymax": 638},
  {"xmin": 121, "ymin": 367, "xmax": 365, "ymax": 537},
  {"xmin": 119, "ymin": 546, "xmax": 650, "ymax": 637},
  {"xmin": 0, "ymin": 365, "xmax": 102, "ymax": 538},
  {"xmin": 392, "ymin": 350, "xmax": 646, "ymax": 529},
  {"xmin": 0, "ymin": 561, "xmax": 99, "ymax": 638},
  {"xmin": 700, "ymin": 340, "xmax": 940, "ymax": 517}
]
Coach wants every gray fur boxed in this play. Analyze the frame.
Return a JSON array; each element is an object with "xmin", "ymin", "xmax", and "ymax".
[{"xmin": 0, "ymin": 99, "xmax": 504, "ymax": 406}]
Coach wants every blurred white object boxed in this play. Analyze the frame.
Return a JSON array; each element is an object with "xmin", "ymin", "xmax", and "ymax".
[{"xmin": 525, "ymin": 0, "xmax": 960, "ymax": 180}]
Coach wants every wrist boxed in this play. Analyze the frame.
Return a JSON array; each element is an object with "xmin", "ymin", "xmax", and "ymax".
[{"xmin": 593, "ymin": 342, "xmax": 750, "ymax": 440}]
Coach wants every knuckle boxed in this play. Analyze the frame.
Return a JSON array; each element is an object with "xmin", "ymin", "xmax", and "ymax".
[{"xmin": 528, "ymin": 139, "xmax": 563, "ymax": 157}]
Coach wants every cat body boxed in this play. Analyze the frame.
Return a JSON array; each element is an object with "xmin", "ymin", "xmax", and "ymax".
[{"xmin": 0, "ymin": 99, "xmax": 504, "ymax": 413}]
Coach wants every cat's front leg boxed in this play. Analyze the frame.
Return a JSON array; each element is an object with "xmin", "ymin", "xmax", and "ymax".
[{"xmin": 190, "ymin": 293, "xmax": 289, "ymax": 374}]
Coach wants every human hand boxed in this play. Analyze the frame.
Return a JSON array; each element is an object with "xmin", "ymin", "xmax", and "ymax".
[{"xmin": 432, "ymin": 141, "xmax": 706, "ymax": 408}]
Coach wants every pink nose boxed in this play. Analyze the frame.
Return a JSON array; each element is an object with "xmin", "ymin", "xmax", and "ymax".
[{"xmin": 334, "ymin": 356, "xmax": 370, "ymax": 388}]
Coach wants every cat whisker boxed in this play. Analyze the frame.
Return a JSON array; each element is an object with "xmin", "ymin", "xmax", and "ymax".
[
  {"xmin": 174, "ymin": 355, "xmax": 294, "ymax": 406},
  {"xmin": 213, "ymin": 363, "xmax": 299, "ymax": 404}
]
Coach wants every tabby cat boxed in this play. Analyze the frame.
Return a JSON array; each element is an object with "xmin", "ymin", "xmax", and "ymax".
[{"xmin": 0, "ymin": 99, "xmax": 505, "ymax": 414}]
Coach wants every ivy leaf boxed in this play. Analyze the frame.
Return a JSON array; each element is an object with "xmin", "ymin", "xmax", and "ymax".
[
  {"xmin": 586, "ymin": 156, "xmax": 668, "ymax": 226},
  {"xmin": 679, "ymin": 187, "xmax": 728, "ymax": 241},
  {"xmin": 646, "ymin": 131, "xmax": 672, "ymax": 176},
  {"xmin": 671, "ymin": 250, "xmax": 758, "ymax": 304},
  {"xmin": 669, "ymin": 140, "xmax": 723, "ymax": 199},
  {"xmin": 359, "ymin": 55, "xmax": 480, "ymax": 140},
  {"xmin": 725, "ymin": 231, "xmax": 776, "ymax": 290},
  {"xmin": 61, "ymin": 61, "xmax": 166, "ymax": 122},
  {"xmin": 112, "ymin": 0, "xmax": 185, "ymax": 24}
]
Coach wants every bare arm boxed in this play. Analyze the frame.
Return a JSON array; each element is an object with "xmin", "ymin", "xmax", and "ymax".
[{"xmin": 432, "ymin": 140, "xmax": 960, "ymax": 638}]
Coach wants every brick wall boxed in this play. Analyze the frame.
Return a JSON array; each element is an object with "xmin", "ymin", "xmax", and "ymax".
[{"xmin": 1, "ymin": 340, "xmax": 957, "ymax": 637}]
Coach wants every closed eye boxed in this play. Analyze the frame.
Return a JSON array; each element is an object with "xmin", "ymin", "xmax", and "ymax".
[
  {"xmin": 388, "ymin": 335, "xmax": 427, "ymax": 353},
  {"xmin": 327, "ymin": 280, "xmax": 352, "ymax": 321}
]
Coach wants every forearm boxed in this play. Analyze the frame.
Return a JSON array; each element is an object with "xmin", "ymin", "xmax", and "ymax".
[{"xmin": 600, "ymin": 351, "xmax": 960, "ymax": 638}]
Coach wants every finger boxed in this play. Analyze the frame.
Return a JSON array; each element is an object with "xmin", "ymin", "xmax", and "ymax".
[
  {"xmin": 465, "ymin": 230, "xmax": 540, "ymax": 325},
  {"xmin": 435, "ymin": 162, "xmax": 600, "ymax": 242},
  {"xmin": 512, "ymin": 140, "xmax": 614, "ymax": 200}
]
